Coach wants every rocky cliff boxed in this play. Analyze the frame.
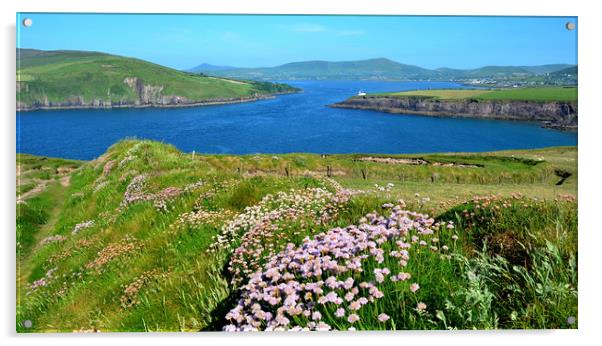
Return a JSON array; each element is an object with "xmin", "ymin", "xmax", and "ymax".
[
  {"xmin": 331, "ymin": 96, "xmax": 578, "ymax": 130},
  {"xmin": 17, "ymin": 77, "xmax": 283, "ymax": 111}
]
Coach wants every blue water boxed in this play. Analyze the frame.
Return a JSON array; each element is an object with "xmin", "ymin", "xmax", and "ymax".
[{"xmin": 17, "ymin": 81, "xmax": 577, "ymax": 160}]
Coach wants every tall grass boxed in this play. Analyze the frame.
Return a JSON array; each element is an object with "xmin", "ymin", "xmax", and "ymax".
[{"xmin": 16, "ymin": 140, "xmax": 578, "ymax": 332}]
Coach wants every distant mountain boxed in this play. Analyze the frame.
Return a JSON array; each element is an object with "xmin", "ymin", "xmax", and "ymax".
[
  {"xmin": 190, "ymin": 58, "xmax": 437, "ymax": 80},
  {"xmin": 520, "ymin": 64, "xmax": 574, "ymax": 75},
  {"xmin": 188, "ymin": 58, "xmax": 576, "ymax": 82},
  {"xmin": 188, "ymin": 63, "xmax": 238, "ymax": 73},
  {"xmin": 460, "ymin": 66, "xmax": 533, "ymax": 78},
  {"xmin": 17, "ymin": 48, "xmax": 298, "ymax": 111},
  {"xmin": 550, "ymin": 66, "xmax": 578, "ymax": 76}
]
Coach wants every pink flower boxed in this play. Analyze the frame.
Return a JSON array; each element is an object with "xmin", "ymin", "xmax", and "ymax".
[
  {"xmin": 335, "ymin": 308, "xmax": 345, "ymax": 318},
  {"xmin": 349, "ymin": 300, "xmax": 362, "ymax": 310},
  {"xmin": 378, "ymin": 313, "xmax": 390, "ymax": 322},
  {"xmin": 410, "ymin": 283, "xmax": 420, "ymax": 293},
  {"xmin": 312, "ymin": 311, "xmax": 322, "ymax": 321},
  {"xmin": 347, "ymin": 314, "xmax": 360, "ymax": 323},
  {"xmin": 344, "ymin": 292, "xmax": 355, "ymax": 301},
  {"xmin": 397, "ymin": 272, "xmax": 411, "ymax": 281},
  {"xmin": 315, "ymin": 322, "xmax": 331, "ymax": 331},
  {"xmin": 416, "ymin": 302, "xmax": 427, "ymax": 311},
  {"xmin": 343, "ymin": 277, "xmax": 354, "ymax": 289}
]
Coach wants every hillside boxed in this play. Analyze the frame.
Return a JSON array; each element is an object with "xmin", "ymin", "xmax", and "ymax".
[
  {"xmin": 332, "ymin": 87, "xmax": 578, "ymax": 130},
  {"xmin": 190, "ymin": 57, "xmax": 576, "ymax": 83},
  {"xmin": 17, "ymin": 140, "xmax": 577, "ymax": 332},
  {"xmin": 16, "ymin": 49, "xmax": 298, "ymax": 111}
]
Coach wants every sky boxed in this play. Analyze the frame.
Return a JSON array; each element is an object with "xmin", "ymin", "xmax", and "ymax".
[{"xmin": 16, "ymin": 13, "xmax": 578, "ymax": 70}]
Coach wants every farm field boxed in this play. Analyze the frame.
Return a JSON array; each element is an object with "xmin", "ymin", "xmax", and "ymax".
[
  {"xmin": 379, "ymin": 87, "xmax": 578, "ymax": 102},
  {"xmin": 16, "ymin": 140, "xmax": 577, "ymax": 332}
]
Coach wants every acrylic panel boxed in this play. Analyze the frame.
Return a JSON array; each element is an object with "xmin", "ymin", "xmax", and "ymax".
[{"xmin": 16, "ymin": 13, "xmax": 578, "ymax": 332}]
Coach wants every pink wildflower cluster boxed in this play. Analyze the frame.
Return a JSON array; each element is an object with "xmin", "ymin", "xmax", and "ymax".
[
  {"xmin": 120, "ymin": 268, "xmax": 168, "ymax": 308},
  {"xmin": 71, "ymin": 220, "xmax": 95, "ymax": 235},
  {"xmin": 120, "ymin": 174, "xmax": 152, "ymax": 208},
  {"xmin": 93, "ymin": 180, "xmax": 110, "ymax": 193},
  {"xmin": 49, "ymin": 237, "xmax": 98, "ymax": 264},
  {"xmin": 224, "ymin": 202, "xmax": 445, "ymax": 331},
  {"xmin": 120, "ymin": 174, "xmax": 204, "ymax": 211},
  {"xmin": 118, "ymin": 142, "xmax": 144, "ymax": 168},
  {"xmin": 27, "ymin": 267, "xmax": 57, "ymax": 294},
  {"xmin": 210, "ymin": 188, "xmax": 349, "ymax": 254},
  {"xmin": 228, "ymin": 188, "xmax": 352, "ymax": 286},
  {"xmin": 152, "ymin": 186, "xmax": 183, "ymax": 212},
  {"xmin": 41, "ymin": 235, "xmax": 67, "ymax": 246},
  {"xmin": 85, "ymin": 236, "xmax": 142, "ymax": 272}
]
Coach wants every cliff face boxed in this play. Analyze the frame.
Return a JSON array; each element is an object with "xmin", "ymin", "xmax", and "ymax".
[
  {"xmin": 17, "ymin": 77, "xmax": 282, "ymax": 111},
  {"xmin": 331, "ymin": 96, "xmax": 578, "ymax": 130}
]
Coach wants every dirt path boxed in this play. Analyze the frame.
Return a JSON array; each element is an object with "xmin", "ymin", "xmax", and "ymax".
[
  {"xmin": 17, "ymin": 180, "xmax": 70, "ymax": 300},
  {"xmin": 59, "ymin": 175, "xmax": 71, "ymax": 187},
  {"xmin": 17, "ymin": 180, "xmax": 49, "ymax": 204},
  {"xmin": 17, "ymin": 166, "xmax": 73, "ymax": 203}
]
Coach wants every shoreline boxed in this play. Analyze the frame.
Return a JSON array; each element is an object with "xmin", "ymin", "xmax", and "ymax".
[
  {"xmin": 16, "ymin": 90, "xmax": 298, "ymax": 112},
  {"xmin": 330, "ymin": 97, "xmax": 578, "ymax": 132}
]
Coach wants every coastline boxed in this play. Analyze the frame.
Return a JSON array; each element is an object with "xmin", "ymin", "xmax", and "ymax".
[
  {"xmin": 330, "ymin": 96, "xmax": 578, "ymax": 131},
  {"xmin": 16, "ymin": 90, "xmax": 298, "ymax": 112}
]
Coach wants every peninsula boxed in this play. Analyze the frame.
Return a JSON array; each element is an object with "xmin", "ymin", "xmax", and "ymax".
[{"xmin": 331, "ymin": 88, "xmax": 578, "ymax": 130}]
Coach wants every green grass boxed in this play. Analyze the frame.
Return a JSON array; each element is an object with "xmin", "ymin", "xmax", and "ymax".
[
  {"xmin": 379, "ymin": 87, "xmax": 577, "ymax": 103},
  {"xmin": 17, "ymin": 49, "xmax": 298, "ymax": 108},
  {"xmin": 16, "ymin": 140, "xmax": 577, "ymax": 332}
]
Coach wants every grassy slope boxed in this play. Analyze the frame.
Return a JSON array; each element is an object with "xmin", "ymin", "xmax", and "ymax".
[
  {"xmin": 378, "ymin": 87, "xmax": 578, "ymax": 103},
  {"xmin": 17, "ymin": 49, "xmax": 297, "ymax": 107},
  {"xmin": 16, "ymin": 140, "xmax": 577, "ymax": 332}
]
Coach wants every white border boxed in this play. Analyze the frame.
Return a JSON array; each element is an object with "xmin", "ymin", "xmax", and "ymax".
[{"xmin": 2, "ymin": 0, "xmax": 601, "ymax": 345}]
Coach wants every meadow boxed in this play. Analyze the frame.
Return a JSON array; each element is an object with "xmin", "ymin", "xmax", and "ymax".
[
  {"xmin": 380, "ymin": 87, "xmax": 578, "ymax": 103},
  {"xmin": 16, "ymin": 140, "xmax": 577, "ymax": 332}
]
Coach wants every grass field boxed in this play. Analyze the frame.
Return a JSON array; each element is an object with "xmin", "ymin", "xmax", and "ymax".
[
  {"xmin": 16, "ymin": 140, "xmax": 577, "ymax": 332},
  {"xmin": 380, "ymin": 87, "xmax": 578, "ymax": 103},
  {"xmin": 17, "ymin": 49, "xmax": 297, "ymax": 108}
]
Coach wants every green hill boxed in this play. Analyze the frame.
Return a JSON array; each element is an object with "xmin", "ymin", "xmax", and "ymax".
[
  {"xmin": 16, "ymin": 49, "xmax": 298, "ymax": 111},
  {"xmin": 17, "ymin": 139, "xmax": 577, "ymax": 332},
  {"xmin": 190, "ymin": 57, "xmax": 576, "ymax": 82}
]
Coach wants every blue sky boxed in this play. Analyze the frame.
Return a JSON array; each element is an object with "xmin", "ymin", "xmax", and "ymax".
[{"xmin": 17, "ymin": 14, "xmax": 577, "ymax": 70}]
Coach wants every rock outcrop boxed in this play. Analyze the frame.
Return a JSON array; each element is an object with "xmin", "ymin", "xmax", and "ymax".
[{"xmin": 331, "ymin": 96, "xmax": 577, "ymax": 130}]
